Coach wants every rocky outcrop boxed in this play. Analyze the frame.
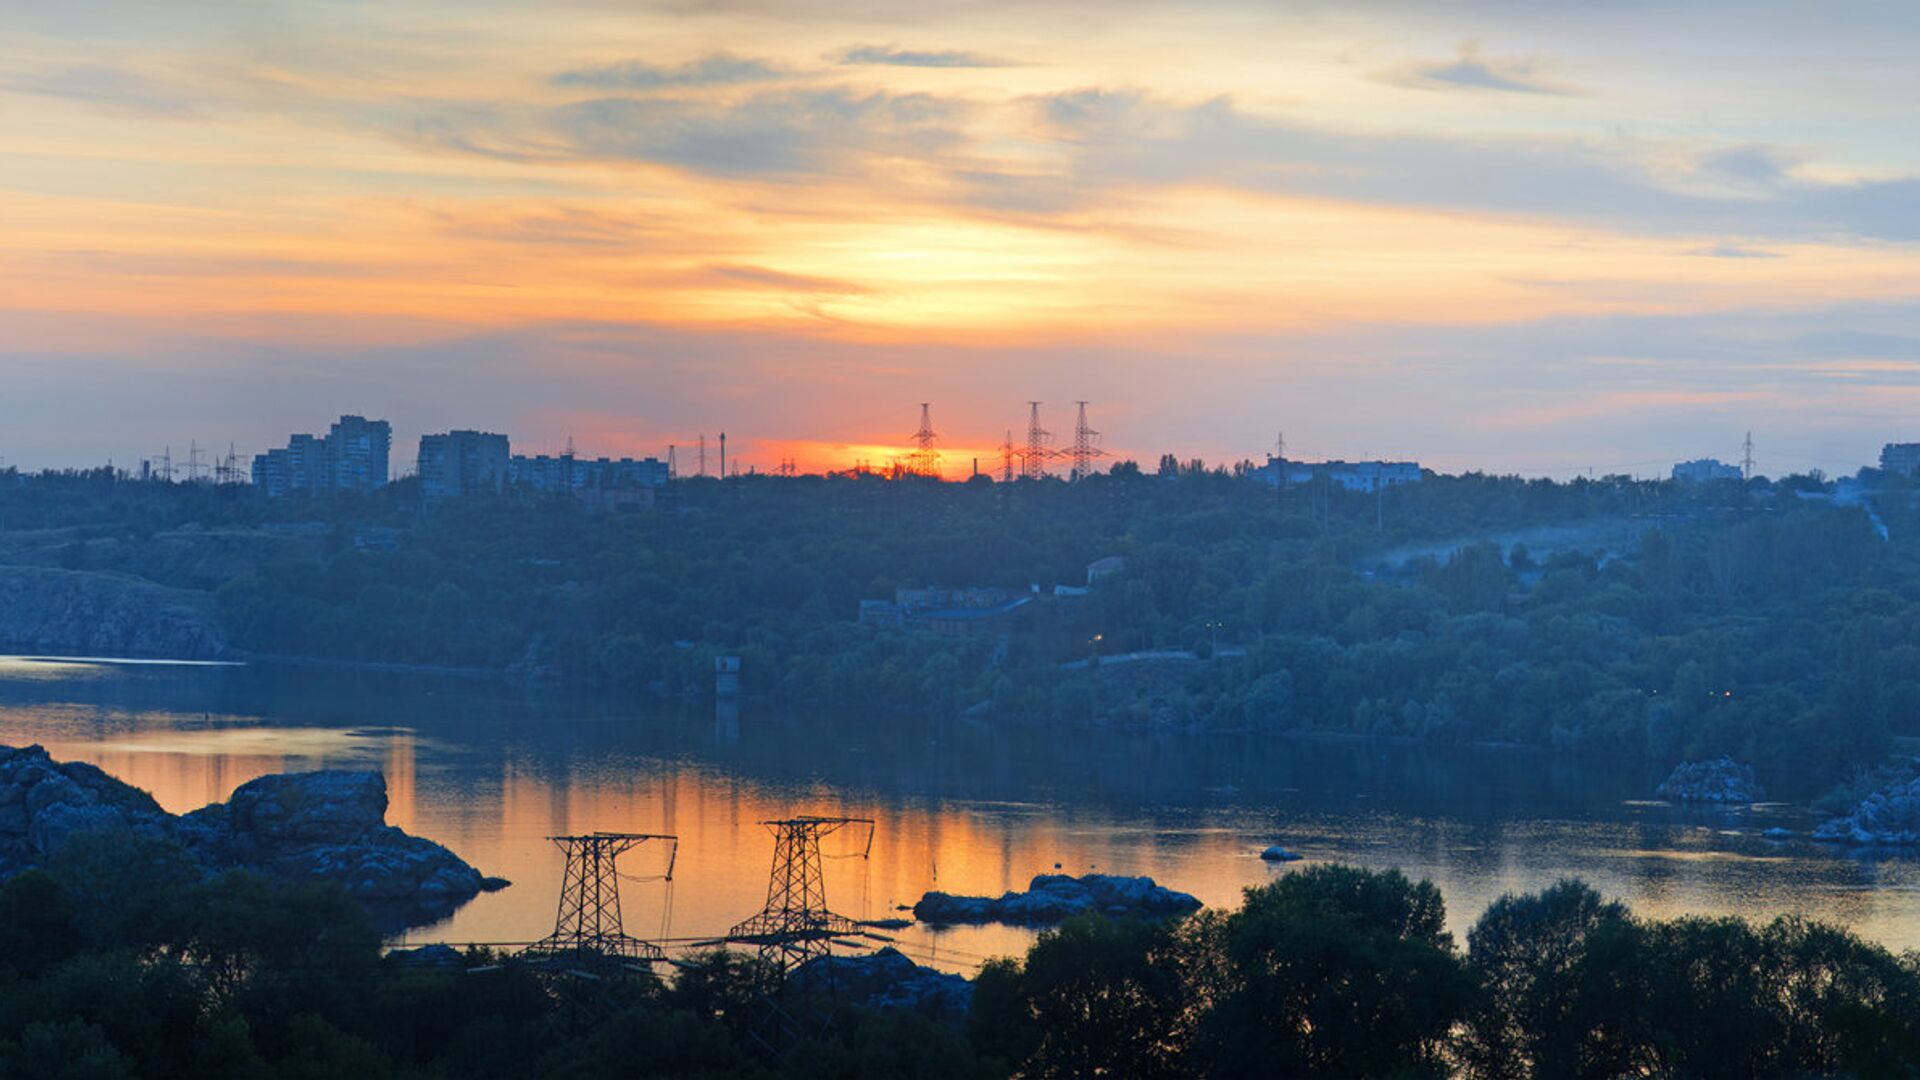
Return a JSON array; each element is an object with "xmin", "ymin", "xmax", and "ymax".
[
  {"xmin": 1815, "ymin": 777, "xmax": 1920, "ymax": 846},
  {"xmin": 913, "ymin": 873, "xmax": 1201, "ymax": 926},
  {"xmin": 1656, "ymin": 758, "xmax": 1763, "ymax": 803},
  {"xmin": 0, "ymin": 566, "xmax": 227, "ymax": 659},
  {"xmin": 1260, "ymin": 845, "xmax": 1303, "ymax": 862},
  {"xmin": 791, "ymin": 948, "xmax": 973, "ymax": 1023},
  {"xmin": 1, "ymin": 745, "xmax": 488, "ymax": 926}
]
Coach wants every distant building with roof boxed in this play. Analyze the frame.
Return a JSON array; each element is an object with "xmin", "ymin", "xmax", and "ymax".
[
  {"xmin": 1086, "ymin": 556, "xmax": 1128, "ymax": 585},
  {"xmin": 1881, "ymin": 443, "xmax": 1920, "ymax": 477},
  {"xmin": 858, "ymin": 585, "xmax": 1032, "ymax": 636},
  {"xmin": 1672, "ymin": 458, "xmax": 1744, "ymax": 483},
  {"xmin": 1249, "ymin": 458, "xmax": 1421, "ymax": 492},
  {"xmin": 509, "ymin": 453, "xmax": 669, "ymax": 494}
]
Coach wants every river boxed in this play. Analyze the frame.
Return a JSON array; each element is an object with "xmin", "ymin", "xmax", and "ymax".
[{"xmin": 4, "ymin": 655, "xmax": 1918, "ymax": 975}]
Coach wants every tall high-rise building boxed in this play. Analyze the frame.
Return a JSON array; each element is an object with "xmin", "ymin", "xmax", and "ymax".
[
  {"xmin": 418, "ymin": 430, "xmax": 510, "ymax": 500},
  {"xmin": 327, "ymin": 415, "xmax": 391, "ymax": 492},
  {"xmin": 252, "ymin": 415, "xmax": 392, "ymax": 496}
]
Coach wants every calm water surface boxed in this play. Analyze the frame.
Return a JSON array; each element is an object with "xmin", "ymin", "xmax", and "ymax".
[{"xmin": 4, "ymin": 655, "xmax": 1918, "ymax": 974}]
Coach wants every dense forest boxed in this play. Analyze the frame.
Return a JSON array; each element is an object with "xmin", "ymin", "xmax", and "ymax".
[
  {"xmin": 3, "ymin": 464, "xmax": 1918, "ymax": 790},
  {"xmin": 5, "ymin": 840, "xmax": 1920, "ymax": 1079}
]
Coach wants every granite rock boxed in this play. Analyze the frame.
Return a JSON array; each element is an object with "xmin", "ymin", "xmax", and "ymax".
[
  {"xmin": 913, "ymin": 873, "xmax": 1201, "ymax": 925},
  {"xmin": 791, "ymin": 948, "xmax": 973, "ymax": 1023},
  {"xmin": 1656, "ymin": 758, "xmax": 1763, "ymax": 804},
  {"xmin": 0, "ymin": 744, "xmax": 490, "ymax": 927}
]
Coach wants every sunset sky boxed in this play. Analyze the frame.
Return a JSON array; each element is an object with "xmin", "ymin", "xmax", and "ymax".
[{"xmin": 7, "ymin": 1, "xmax": 1920, "ymax": 478}]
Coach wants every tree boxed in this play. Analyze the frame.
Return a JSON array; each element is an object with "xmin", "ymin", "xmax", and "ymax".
[
  {"xmin": 1193, "ymin": 866, "xmax": 1471, "ymax": 1078},
  {"xmin": 1460, "ymin": 879, "xmax": 1628, "ymax": 1080},
  {"xmin": 970, "ymin": 916, "xmax": 1195, "ymax": 1079}
]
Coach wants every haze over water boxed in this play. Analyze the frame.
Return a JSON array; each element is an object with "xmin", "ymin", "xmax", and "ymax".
[{"xmin": 6, "ymin": 655, "xmax": 1920, "ymax": 973}]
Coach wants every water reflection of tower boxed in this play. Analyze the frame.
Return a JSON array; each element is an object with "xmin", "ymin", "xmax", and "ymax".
[
  {"xmin": 714, "ymin": 655, "xmax": 742, "ymax": 748},
  {"xmin": 385, "ymin": 730, "xmax": 417, "ymax": 833}
]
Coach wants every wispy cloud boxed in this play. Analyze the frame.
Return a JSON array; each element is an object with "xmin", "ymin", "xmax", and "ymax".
[
  {"xmin": 0, "ymin": 65, "xmax": 196, "ymax": 117},
  {"xmin": 702, "ymin": 264, "xmax": 874, "ymax": 294},
  {"xmin": 411, "ymin": 88, "xmax": 971, "ymax": 178},
  {"xmin": 1393, "ymin": 41, "xmax": 1569, "ymax": 95},
  {"xmin": 553, "ymin": 54, "xmax": 793, "ymax": 89},
  {"xmin": 1686, "ymin": 243, "xmax": 1783, "ymax": 259},
  {"xmin": 834, "ymin": 44, "xmax": 1014, "ymax": 68}
]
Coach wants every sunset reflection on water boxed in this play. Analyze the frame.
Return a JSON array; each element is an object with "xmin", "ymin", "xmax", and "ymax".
[{"xmin": 10, "ymin": 656, "xmax": 1920, "ymax": 973}]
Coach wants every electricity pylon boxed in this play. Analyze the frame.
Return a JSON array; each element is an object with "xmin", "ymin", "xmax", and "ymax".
[
  {"xmin": 905, "ymin": 403, "xmax": 942, "ymax": 478},
  {"xmin": 525, "ymin": 832, "xmax": 677, "ymax": 966},
  {"xmin": 727, "ymin": 817, "xmax": 875, "ymax": 975},
  {"xmin": 1023, "ymin": 402, "xmax": 1052, "ymax": 480},
  {"xmin": 1068, "ymin": 401, "xmax": 1106, "ymax": 482}
]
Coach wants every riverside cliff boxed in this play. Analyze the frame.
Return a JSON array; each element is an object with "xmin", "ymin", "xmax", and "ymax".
[
  {"xmin": 0, "ymin": 744, "xmax": 492, "ymax": 927},
  {"xmin": 0, "ymin": 566, "xmax": 228, "ymax": 659}
]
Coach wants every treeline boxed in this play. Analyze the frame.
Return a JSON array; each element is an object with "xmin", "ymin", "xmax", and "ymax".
[
  {"xmin": 6, "ymin": 467, "xmax": 1920, "ymax": 788},
  {"xmin": 6, "ymin": 840, "xmax": 1920, "ymax": 1078}
]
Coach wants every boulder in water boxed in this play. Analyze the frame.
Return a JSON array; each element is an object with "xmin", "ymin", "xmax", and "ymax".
[
  {"xmin": 913, "ymin": 873, "xmax": 1201, "ymax": 926},
  {"xmin": 1260, "ymin": 844, "xmax": 1303, "ymax": 862},
  {"xmin": 1656, "ymin": 758, "xmax": 1763, "ymax": 803},
  {"xmin": 1814, "ymin": 777, "xmax": 1920, "ymax": 846}
]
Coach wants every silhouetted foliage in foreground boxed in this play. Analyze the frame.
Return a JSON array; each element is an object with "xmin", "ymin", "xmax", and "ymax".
[{"xmin": 6, "ymin": 843, "xmax": 1920, "ymax": 1078}]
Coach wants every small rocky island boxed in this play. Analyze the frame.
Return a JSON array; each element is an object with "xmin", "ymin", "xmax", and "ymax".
[
  {"xmin": 914, "ymin": 873, "xmax": 1202, "ymax": 925},
  {"xmin": 0, "ymin": 744, "xmax": 496, "ymax": 927},
  {"xmin": 1815, "ymin": 776, "xmax": 1920, "ymax": 846},
  {"xmin": 1656, "ymin": 757, "xmax": 1764, "ymax": 804}
]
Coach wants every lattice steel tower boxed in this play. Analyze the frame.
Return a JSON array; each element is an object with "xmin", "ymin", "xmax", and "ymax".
[
  {"xmin": 905, "ymin": 403, "xmax": 942, "ymax": 478},
  {"xmin": 526, "ymin": 832, "xmax": 677, "ymax": 965},
  {"xmin": 1023, "ymin": 402, "xmax": 1052, "ymax": 481},
  {"xmin": 728, "ymin": 817, "xmax": 874, "ymax": 974},
  {"xmin": 1068, "ymin": 401, "xmax": 1106, "ymax": 482}
]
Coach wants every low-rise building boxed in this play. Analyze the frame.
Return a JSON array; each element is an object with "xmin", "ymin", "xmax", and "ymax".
[
  {"xmin": 1672, "ymin": 458, "xmax": 1743, "ymax": 483},
  {"xmin": 1881, "ymin": 443, "xmax": 1920, "ymax": 477},
  {"xmin": 1249, "ymin": 458, "xmax": 1422, "ymax": 492},
  {"xmin": 509, "ymin": 453, "xmax": 670, "ymax": 493},
  {"xmin": 857, "ymin": 585, "xmax": 1030, "ymax": 635}
]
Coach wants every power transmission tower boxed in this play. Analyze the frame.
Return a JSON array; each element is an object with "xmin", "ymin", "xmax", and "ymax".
[
  {"xmin": 184, "ymin": 441, "xmax": 207, "ymax": 483},
  {"xmin": 697, "ymin": 435, "xmax": 707, "ymax": 478},
  {"xmin": 1068, "ymin": 401, "xmax": 1106, "ymax": 482},
  {"xmin": 525, "ymin": 832, "xmax": 678, "ymax": 967},
  {"xmin": 1023, "ymin": 402, "xmax": 1052, "ymax": 481},
  {"xmin": 1742, "ymin": 431, "xmax": 1755, "ymax": 481},
  {"xmin": 999, "ymin": 430, "xmax": 1015, "ymax": 484},
  {"xmin": 905, "ymin": 403, "xmax": 942, "ymax": 478},
  {"xmin": 156, "ymin": 446, "xmax": 174, "ymax": 483},
  {"xmin": 728, "ymin": 816, "xmax": 875, "ymax": 975}
]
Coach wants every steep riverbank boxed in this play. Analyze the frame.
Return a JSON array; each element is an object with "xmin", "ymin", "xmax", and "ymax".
[{"xmin": 0, "ymin": 565, "xmax": 228, "ymax": 660}]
